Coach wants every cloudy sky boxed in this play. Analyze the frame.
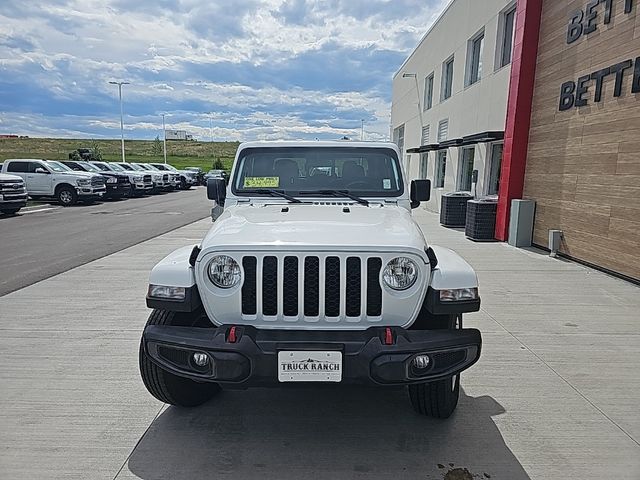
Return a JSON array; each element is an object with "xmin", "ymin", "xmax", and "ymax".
[{"xmin": 0, "ymin": 0, "xmax": 448, "ymax": 141}]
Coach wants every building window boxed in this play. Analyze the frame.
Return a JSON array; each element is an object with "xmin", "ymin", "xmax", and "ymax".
[
  {"xmin": 441, "ymin": 56, "xmax": 454, "ymax": 101},
  {"xmin": 437, "ymin": 119, "xmax": 449, "ymax": 142},
  {"xmin": 466, "ymin": 30, "xmax": 484, "ymax": 86},
  {"xmin": 498, "ymin": 5, "xmax": 516, "ymax": 69},
  {"xmin": 435, "ymin": 151, "xmax": 447, "ymax": 188},
  {"xmin": 487, "ymin": 143, "xmax": 503, "ymax": 195},
  {"xmin": 393, "ymin": 124, "xmax": 405, "ymax": 154},
  {"xmin": 421, "ymin": 125, "xmax": 430, "ymax": 145},
  {"xmin": 419, "ymin": 153, "xmax": 429, "ymax": 179},
  {"xmin": 458, "ymin": 147, "xmax": 475, "ymax": 192},
  {"xmin": 423, "ymin": 73, "xmax": 434, "ymax": 110}
]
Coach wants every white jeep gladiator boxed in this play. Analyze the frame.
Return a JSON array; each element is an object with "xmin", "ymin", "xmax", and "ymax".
[
  {"xmin": 140, "ymin": 141, "xmax": 481, "ymax": 417},
  {"xmin": 2, "ymin": 159, "xmax": 106, "ymax": 206}
]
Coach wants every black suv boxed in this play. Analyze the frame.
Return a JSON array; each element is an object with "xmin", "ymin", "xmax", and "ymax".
[{"xmin": 61, "ymin": 160, "xmax": 131, "ymax": 199}]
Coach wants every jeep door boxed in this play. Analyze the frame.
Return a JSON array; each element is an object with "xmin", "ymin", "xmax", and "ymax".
[{"xmin": 27, "ymin": 161, "xmax": 53, "ymax": 194}]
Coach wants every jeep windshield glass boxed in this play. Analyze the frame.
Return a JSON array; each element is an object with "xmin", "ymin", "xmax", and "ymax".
[{"xmin": 232, "ymin": 147, "xmax": 403, "ymax": 198}]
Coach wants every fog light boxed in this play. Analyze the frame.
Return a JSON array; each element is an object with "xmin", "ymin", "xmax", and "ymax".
[
  {"xmin": 412, "ymin": 355, "xmax": 431, "ymax": 369},
  {"xmin": 192, "ymin": 352, "xmax": 209, "ymax": 367}
]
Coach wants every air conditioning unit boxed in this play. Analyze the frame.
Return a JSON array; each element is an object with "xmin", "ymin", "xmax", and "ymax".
[
  {"xmin": 465, "ymin": 199, "xmax": 498, "ymax": 241},
  {"xmin": 440, "ymin": 192, "xmax": 473, "ymax": 228}
]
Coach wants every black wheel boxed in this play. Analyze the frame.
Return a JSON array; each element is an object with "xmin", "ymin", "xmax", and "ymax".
[
  {"xmin": 1, "ymin": 208, "xmax": 21, "ymax": 215},
  {"xmin": 139, "ymin": 309, "xmax": 220, "ymax": 407},
  {"xmin": 408, "ymin": 375, "xmax": 460, "ymax": 418},
  {"xmin": 56, "ymin": 185, "xmax": 78, "ymax": 206}
]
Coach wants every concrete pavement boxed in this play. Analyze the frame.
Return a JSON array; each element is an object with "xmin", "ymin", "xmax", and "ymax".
[
  {"xmin": 0, "ymin": 209, "xmax": 638, "ymax": 479},
  {"xmin": 0, "ymin": 187, "xmax": 211, "ymax": 296}
]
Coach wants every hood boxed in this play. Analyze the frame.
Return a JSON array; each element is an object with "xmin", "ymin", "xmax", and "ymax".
[
  {"xmin": 201, "ymin": 203, "xmax": 428, "ymax": 255},
  {"xmin": 60, "ymin": 171, "xmax": 96, "ymax": 178}
]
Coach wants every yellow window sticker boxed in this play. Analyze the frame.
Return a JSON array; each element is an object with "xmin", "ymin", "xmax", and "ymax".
[{"xmin": 243, "ymin": 176, "xmax": 280, "ymax": 188}]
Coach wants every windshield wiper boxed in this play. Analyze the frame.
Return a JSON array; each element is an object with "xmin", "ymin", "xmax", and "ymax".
[
  {"xmin": 241, "ymin": 189, "xmax": 302, "ymax": 203},
  {"xmin": 300, "ymin": 190, "xmax": 369, "ymax": 206}
]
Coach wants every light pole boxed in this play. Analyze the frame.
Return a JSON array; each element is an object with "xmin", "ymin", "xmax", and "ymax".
[
  {"xmin": 402, "ymin": 73, "xmax": 423, "ymax": 126},
  {"xmin": 109, "ymin": 81, "xmax": 129, "ymax": 162},
  {"xmin": 162, "ymin": 113, "xmax": 167, "ymax": 164},
  {"xmin": 361, "ymin": 119, "xmax": 365, "ymax": 141}
]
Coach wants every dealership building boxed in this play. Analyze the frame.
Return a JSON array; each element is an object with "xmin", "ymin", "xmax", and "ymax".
[{"xmin": 392, "ymin": 0, "xmax": 640, "ymax": 282}]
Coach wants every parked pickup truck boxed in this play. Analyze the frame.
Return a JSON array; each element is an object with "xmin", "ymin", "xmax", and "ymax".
[
  {"xmin": 133, "ymin": 163, "xmax": 174, "ymax": 191},
  {"xmin": 139, "ymin": 141, "xmax": 482, "ymax": 417},
  {"xmin": 0, "ymin": 172, "xmax": 28, "ymax": 215},
  {"xmin": 109, "ymin": 163, "xmax": 154, "ymax": 195},
  {"xmin": 150, "ymin": 163, "xmax": 197, "ymax": 190},
  {"xmin": 61, "ymin": 160, "xmax": 130, "ymax": 199},
  {"xmin": 2, "ymin": 159, "xmax": 106, "ymax": 206}
]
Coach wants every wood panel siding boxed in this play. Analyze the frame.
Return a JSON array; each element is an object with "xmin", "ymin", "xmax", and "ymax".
[{"xmin": 524, "ymin": 0, "xmax": 640, "ymax": 281}]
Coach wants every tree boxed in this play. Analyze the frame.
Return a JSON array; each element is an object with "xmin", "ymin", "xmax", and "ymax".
[
  {"xmin": 152, "ymin": 135, "xmax": 163, "ymax": 156},
  {"xmin": 91, "ymin": 140, "xmax": 103, "ymax": 161},
  {"xmin": 213, "ymin": 157, "xmax": 225, "ymax": 170}
]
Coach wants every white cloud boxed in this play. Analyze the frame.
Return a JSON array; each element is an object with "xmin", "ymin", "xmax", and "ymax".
[{"xmin": 0, "ymin": 0, "xmax": 451, "ymax": 140}]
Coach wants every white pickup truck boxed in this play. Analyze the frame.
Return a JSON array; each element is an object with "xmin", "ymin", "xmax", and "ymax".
[
  {"xmin": 139, "ymin": 141, "xmax": 482, "ymax": 417},
  {"xmin": 2, "ymin": 159, "xmax": 106, "ymax": 206},
  {"xmin": 0, "ymin": 172, "xmax": 28, "ymax": 215}
]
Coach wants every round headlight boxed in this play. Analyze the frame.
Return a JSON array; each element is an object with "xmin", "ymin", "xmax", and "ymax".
[
  {"xmin": 382, "ymin": 257, "xmax": 418, "ymax": 290},
  {"xmin": 207, "ymin": 255, "xmax": 241, "ymax": 289}
]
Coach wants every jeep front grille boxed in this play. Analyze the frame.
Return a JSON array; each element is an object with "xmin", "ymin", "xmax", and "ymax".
[{"xmin": 241, "ymin": 254, "xmax": 383, "ymax": 320}]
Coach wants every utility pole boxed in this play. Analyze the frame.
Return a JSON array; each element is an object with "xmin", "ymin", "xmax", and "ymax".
[
  {"xmin": 162, "ymin": 113, "xmax": 167, "ymax": 164},
  {"xmin": 109, "ymin": 81, "xmax": 129, "ymax": 162},
  {"xmin": 361, "ymin": 119, "xmax": 365, "ymax": 141}
]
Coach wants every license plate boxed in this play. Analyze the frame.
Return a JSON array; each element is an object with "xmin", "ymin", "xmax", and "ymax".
[{"xmin": 278, "ymin": 351, "xmax": 342, "ymax": 382}]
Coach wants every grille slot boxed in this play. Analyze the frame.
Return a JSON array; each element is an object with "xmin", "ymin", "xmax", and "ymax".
[
  {"xmin": 283, "ymin": 256, "xmax": 299, "ymax": 316},
  {"xmin": 241, "ymin": 257, "xmax": 257, "ymax": 315},
  {"xmin": 304, "ymin": 257, "xmax": 320, "ymax": 316},
  {"xmin": 366, "ymin": 258, "xmax": 383, "ymax": 316},
  {"xmin": 346, "ymin": 257, "xmax": 361, "ymax": 316},
  {"xmin": 262, "ymin": 256, "xmax": 278, "ymax": 316},
  {"xmin": 324, "ymin": 257, "xmax": 341, "ymax": 317}
]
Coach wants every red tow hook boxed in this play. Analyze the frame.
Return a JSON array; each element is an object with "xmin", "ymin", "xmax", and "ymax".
[
  {"xmin": 227, "ymin": 326, "xmax": 238, "ymax": 343},
  {"xmin": 383, "ymin": 327, "xmax": 394, "ymax": 346}
]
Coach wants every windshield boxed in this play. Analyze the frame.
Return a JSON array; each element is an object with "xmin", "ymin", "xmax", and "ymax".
[
  {"xmin": 92, "ymin": 162, "xmax": 111, "ymax": 171},
  {"xmin": 117, "ymin": 163, "xmax": 134, "ymax": 171},
  {"xmin": 79, "ymin": 162, "xmax": 100, "ymax": 172},
  {"xmin": 232, "ymin": 147, "xmax": 403, "ymax": 198},
  {"xmin": 131, "ymin": 164, "xmax": 148, "ymax": 171},
  {"xmin": 47, "ymin": 161, "xmax": 70, "ymax": 172},
  {"xmin": 108, "ymin": 163, "xmax": 125, "ymax": 172}
]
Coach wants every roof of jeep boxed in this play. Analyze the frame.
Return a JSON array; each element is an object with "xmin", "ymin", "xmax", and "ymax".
[{"xmin": 237, "ymin": 140, "xmax": 400, "ymax": 150}]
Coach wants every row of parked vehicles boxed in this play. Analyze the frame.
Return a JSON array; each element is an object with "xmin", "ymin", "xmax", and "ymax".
[{"xmin": 0, "ymin": 159, "xmax": 214, "ymax": 214}]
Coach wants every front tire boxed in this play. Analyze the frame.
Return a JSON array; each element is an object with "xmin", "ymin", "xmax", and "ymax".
[
  {"xmin": 56, "ymin": 185, "xmax": 78, "ymax": 206},
  {"xmin": 139, "ymin": 309, "xmax": 220, "ymax": 407},
  {"xmin": 408, "ymin": 375, "xmax": 460, "ymax": 418}
]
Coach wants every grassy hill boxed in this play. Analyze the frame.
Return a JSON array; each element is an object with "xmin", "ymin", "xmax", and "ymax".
[{"xmin": 0, "ymin": 137, "xmax": 240, "ymax": 171}]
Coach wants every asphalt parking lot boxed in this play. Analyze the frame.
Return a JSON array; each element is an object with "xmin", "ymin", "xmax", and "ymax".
[
  {"xmin": 0, "ymin": 188, "xmax": 210, "ymax": 296},
  {"xmin": 0, "ymin": 209, "xmax": 638, "ymax": 479}
]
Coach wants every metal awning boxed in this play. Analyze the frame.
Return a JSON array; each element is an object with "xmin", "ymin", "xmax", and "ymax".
[
  {"xmin": 406, "ymin": 131, "xmax": 504, "ymax": 153},
  {"xmin": 461, "ymin": 131, "xmax": 504, "ymax": 146},
  {"xmin": 437, "ymin": 138, "xmax": 463, "ymax": 149},
  {"xmin": 407, "ymin": 144, "xmax": 439, "ymax": 153}
]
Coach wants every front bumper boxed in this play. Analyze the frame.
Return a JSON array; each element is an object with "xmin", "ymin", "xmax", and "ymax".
[
  {"xmin": 142, "ymin": 325, "xmax": 481, "ymax": 388},
  {"xmin": 77, "ymin": 186, "xmax": 106, "ymax": 197},
  {"xmin": 0, "ymin": 192, "xmax": 28, "ymax": 207},
  {"xmin": 105, "ymin": 183, "xmax": 130, "ymax": 197}
]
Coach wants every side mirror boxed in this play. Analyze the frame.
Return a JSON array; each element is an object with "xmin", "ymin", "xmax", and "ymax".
[
  {"xmin": 207, "ymin": 178, "xmax": 226, "ymax": 206},
  {"xmin": 410, "ymin": 179, "xmax": 430, "ymax": 208},
  {"xmin": 35, "ymin": 167, "xmax": 49, "ymax": 174}
]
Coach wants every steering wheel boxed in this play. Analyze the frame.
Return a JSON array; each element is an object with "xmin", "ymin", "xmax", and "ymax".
[{"xmin": 345, "ymin": 180, "xmax": 369, "ymax": 189}]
